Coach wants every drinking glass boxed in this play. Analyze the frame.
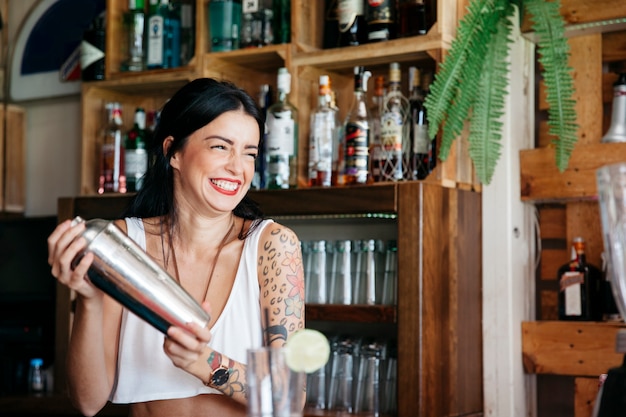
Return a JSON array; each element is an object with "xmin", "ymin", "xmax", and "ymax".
[
  {"xmin": 247, "ymin": 347, "xmax": 306, "ymax": 417},
  {"xmin": 596, "ymin": 162, "xmax": 626, "ymax": 321},
  {"xmin": 329, "ymin": 240, "xmax": 352, "ymax": 304},
  {"xmin": 308, "ymin": 240, "xmax": 327, "ymax": 304}
]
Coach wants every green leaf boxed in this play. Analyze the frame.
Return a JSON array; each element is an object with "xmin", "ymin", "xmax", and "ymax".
[
  {"xmin": 524, "ymin": 0, "xmax": 578, "ymax": 171},
  {"xmin": 468, "ymin": 11, "xmax": 514, "ymax": 184}
]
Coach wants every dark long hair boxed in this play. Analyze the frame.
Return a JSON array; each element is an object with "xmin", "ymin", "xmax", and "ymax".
[{"xmin": 123, "ymin": 78, "xmax": 265, "ymax": 227}]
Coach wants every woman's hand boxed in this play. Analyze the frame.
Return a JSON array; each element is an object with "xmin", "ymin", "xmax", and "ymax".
[
  {"xmin": 47, "ymin": 219, "xmax": 101, "ymax": 300},
  {"xmin": 164, "ymin": 301, "xmax": 213, "ymax": 371}
]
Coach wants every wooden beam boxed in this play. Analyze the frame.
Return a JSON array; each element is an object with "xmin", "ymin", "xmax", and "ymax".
[
  {"xmin": 520, "ymin": 143, "xmax": 626, "ymax": 202},
  {"xmin": 522, "ymin": 321, "xmax": 624, "ymax": 376}
]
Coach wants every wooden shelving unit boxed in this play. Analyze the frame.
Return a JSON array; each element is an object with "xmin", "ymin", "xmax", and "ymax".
[{"xmin": 519, "ymin": 0, "xmax": 626, "ymax": 415}]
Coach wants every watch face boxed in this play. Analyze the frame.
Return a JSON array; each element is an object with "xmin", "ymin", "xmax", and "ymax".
[{"xmin": 211, "ymin": 367, "xmax": 230, "ymax": 387}]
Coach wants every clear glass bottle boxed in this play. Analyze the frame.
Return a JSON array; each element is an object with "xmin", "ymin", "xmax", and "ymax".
[
  {"xmin": 369, "ymin": 75, "xmax": 385, "ymax": 182},
  {"xmin": 28, "ymin": 358, "xmax": 45, "ymax": 395},
  {"xmin": 337, "ymin": 0, "xmax": 368, "ymax": 47},
  {"xmin": 241, "ymin": 0, "xmax": 274, "ymax": 48},
  {"xmin": 99, "ymin": 102, "xmax": 126, "ymax": 194},
  {"xmin": 265, "ymin": 67, "xmax": 298, "ymax": 189},
  {"xmin": 125, "ymin": 107, "xmax": 148, "ymax": 192},
  {"xmin": 558, "ymin": 237, "xmax": 603, "ymax": 321},
  {"xmin": 121, "ymin": 0, "xmax": 146, "ymax": 72},
  {"xmin": 309, "ymin": 75, "xmax": 338, "ymax": 187},
  {"xmin": 408, "ymin": 66, "xmax": 435, "ymax": 180},
  {"xmin": 601, "ymin": 73, "xmax": 626, "ymax": 143},
  {"xmin": 252, "ymin": 84, "xmax": 272, "ymax": 190},
  {"xmin": 380, "ymin": 62, "xmax": 410, "ymax": 181},
  {"xmin": 177, "ymin": 0, "xmax": 195, "ymax": 65},
  {"xmin": 208, "ymin": 0, "xmax": 242, "ymax": 52},
  {"xmin": 366, "ymin": 0, "xmax": 396, "ymax": 42},
  {"xmin": 343, "ymin": 66, "xmax": 371, "ymax": 185}
]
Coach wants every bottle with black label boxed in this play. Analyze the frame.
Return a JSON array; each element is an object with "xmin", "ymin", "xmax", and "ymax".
[
  {"xmin": 81, "ymin": 11, "xmax": 106, "ymax": 81},
  {"xmin": 338, "ymin": 0, "xmax": 368, "ymax": 47},
  {"xmin": 342, "ymin": 66, "xmax": 372, "ymax": 185},
  {"xmin": 558, "ymin": 237, "xmax": 603, "ymax": 321},
  {"xmin": 366, "ymin": 0, "xmax": 396, "ymax": 42}
]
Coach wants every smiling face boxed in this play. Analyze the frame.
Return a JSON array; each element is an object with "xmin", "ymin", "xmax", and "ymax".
[{"xmin": 168, "ymin": 109, "xmax": 260, "ymax": 216}]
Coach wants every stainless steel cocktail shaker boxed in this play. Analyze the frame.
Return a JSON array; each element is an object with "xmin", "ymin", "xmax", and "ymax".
[{"xmin": 71, "ymin": 216, "xmax": 210, "ymax": 334}]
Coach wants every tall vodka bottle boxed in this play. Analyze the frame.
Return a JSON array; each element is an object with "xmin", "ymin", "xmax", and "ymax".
[
  {"xmin": 369, "ymin": 75, "xmax": 385, "ymax": 182},
  {"xmin": 99, "ymin": 102, "xmax": 126, "ymax": 194},
  {"xmin": 342, "ymin": 66, "xmax": 371, "ymax": 185},
  {"xmin": 265, "ymin": 67, "xmax": 298, "ymax": 189},
  {"xmin": 309, "ymin": 75, "xmax": 338, "ymax": 187},
  {"xmin": 380, "ymin": 62, "xmax": 410, "ymax": 181}
]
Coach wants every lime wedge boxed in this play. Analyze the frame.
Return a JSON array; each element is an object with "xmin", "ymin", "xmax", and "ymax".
[{"xmin": 284, "ymin": 329, "xmax": 330, "ymax": 373}]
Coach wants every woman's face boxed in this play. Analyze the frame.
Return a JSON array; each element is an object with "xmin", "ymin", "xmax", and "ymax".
[{"xmin": 168, "ymin": 109, "xmax": 260, "ymax": 215}]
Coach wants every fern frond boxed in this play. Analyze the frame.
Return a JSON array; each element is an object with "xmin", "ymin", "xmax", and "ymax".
[
  {"xmin": 468, "ymin": 10, "xmax": 514, "ymax": 184},
  {"xmin": 439, "ymin": 0, "xmax": 510, "ymax": 161},
  {"xmin": 524, "ymin": 0, "xmax": 578, "ymax": 171},
  {"xmin": 424, "ymin": 0, "xmax": 499, "ymax": 142}
]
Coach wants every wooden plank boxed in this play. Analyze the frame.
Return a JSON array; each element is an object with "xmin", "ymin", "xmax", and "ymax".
[
  {"xmin": 575, "ymin": 377, "xmax": 601, "ymax": 417},
  {"xmin": 565, "ymin": 202, "xmax": 604, "ymax": 268},
  {"xmin": 540, "ymin": 290, "xmax": 558, "ymax": 320},
  {"xmin": 541, "ymin": 248, "xmax": 567, "ymax": 280},
  {"xmin": 3, "ymin": 105, "xmax": 26, "ymax": 212},
  {"xmin": 522, "ymin": 321, "xmax": 625, "ymax": 376},
  {"xmin": 602, "ymin": 30, "xmax": 626, "ymax": 63},
  {"xmin": 521, "ymin": 0, "xmax": 626, "ymax": 33},
  {"xmin": 538, "ymin": 205, "xmax": 566, "ymax": 239},
  {"xmin": 520, "ymin": 143, "xmax": 626, "ymax": 202}
]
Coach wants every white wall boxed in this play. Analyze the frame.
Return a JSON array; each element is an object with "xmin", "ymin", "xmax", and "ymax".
[{"xmin": 8, "ymin": 0, "xmax": 82, "ymax": 216}]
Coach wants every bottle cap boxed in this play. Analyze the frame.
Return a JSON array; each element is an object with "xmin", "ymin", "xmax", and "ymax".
[{"xmin": 30, "ymin": 358, "xmax": 44, "ymax": 367}]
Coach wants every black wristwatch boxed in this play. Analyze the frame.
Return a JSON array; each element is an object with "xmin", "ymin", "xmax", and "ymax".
[{"xmin": 205, "ymin": 354, "xmax": 232, "ymax": 388}]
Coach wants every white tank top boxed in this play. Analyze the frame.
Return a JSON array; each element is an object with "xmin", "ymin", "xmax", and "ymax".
[{"xmin": 110, "ymin": 217, "xmax": 272, "ymax": 403}]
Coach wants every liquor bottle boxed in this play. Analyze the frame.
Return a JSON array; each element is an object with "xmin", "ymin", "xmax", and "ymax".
[
  {"xmin": 265, "ymin": 68, "xmax": 298, "ymax": 189},
  {"xmin": 366, "ymin": 0, "xmax": 396, "ymax": 42},
  {"xmin": 309, "ymin": 75, "xmax": 338, "ymax": 187},
  {"xmin": 99, "ymin": 102, "xmax": 126, "ymax": 194},
  {"xmin": 380, "ymin": 62, "xmax": 410, "ymax": 181},
  {"xmin": 252, "ymin": 84, "xmax": 272, "ymax": 190},
  {"xmin": 81, "ymin": 11, "xmax": 106, "ymax": 81},
  {"xmin": 343, "ymin": 66, "xmax": 372, "ymax": 185},
  {"xmin": 161, "ymin": 0, "xmax": 182, "ymax": 69},
  {"xmin": 177, "ymin": 0, "xmax": 195, "ymax": 65},
  {"xmin": 146, "ymin": 0, "xmax": 181, "ymax": 69},
  {"xmin": 330, "ymin": 89, "xmax": 344, "ymax": 186},
  {"xmin": 408, "ymin": 67, "xmax": 435, "ymax": 180},
  {"xmin": 323, "ymin": 0, "xmax": 340, "ymax": 49},
  {"xmin": 125, "ymin": 108, "xmax": 148, "ymax": 192},
  {"xmin": 558, "ymin": 237, "xmax": 603, "ymax": 321},
  {"xmin": 241, "ymin": 0, "xmax": 274, "ymax": 48},
  {"xmin": 209, "ymin": 0, "xmax": 242, "ymax": 51},
  {"xmin": 397, "ymin": 0, "xmax": 435, "ymax": 37},
  {"xmin": 272, "ymin": 0, "xmax": 291, "ymax": 44},
  {"xmin": 337, "ymin": 0, "xmax": 368, "ymax": 47},
  {"xmin": 121, "ymin": 0, "xmax": 146, "ymax": 72},
  {"xmin": 369, "ymin": 75, "xmax": 385, "ymax": 182}
]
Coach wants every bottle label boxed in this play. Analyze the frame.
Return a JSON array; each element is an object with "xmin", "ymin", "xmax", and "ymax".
[
  {"xmin": 338, "ymin": 0, "xmax": 364, "ymax": 33},
  {"xmin": 266, "ymin": 113, "xmax": 295, "ymax": 156},
  {"xmin": 344, "ymin": 121, "xmax": 369, "ymax": 182},
  {"xmin": 147, "ymin": 15, "xmax": 164, "ymax": 66},
  {"xmin": 80, "ymin": 40, "xmax": 105, "ymax": 70},
  {"xmin": 367, "ymin": 0, "xmax": 393, "ymax": 24},
  {"xmin": 561, "ymin": 271, "xmax": 583, "ymax": 316},
  {"xmin": 243, "ymin": 0, "xmax": 260, "ymax": 13},
  {"xmin": 380, "ymin": 112, "xmax": 403, "ymax": 152},
  {"xmin": 412, "ymin": 124, "xmax": 430, "ymax": 154}
]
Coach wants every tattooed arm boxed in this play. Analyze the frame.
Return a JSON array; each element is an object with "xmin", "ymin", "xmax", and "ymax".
[{"xmin": 257, "ymin": 222, "xmax": 306, "ymax": 345}]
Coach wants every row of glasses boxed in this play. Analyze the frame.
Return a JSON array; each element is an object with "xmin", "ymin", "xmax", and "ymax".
[
  {"xmin": 306, "ymin": 334, "xmax": 397, "ymax": 415},
  {"xmin": 302, "ymin": 239, "xmax": 398, "ymax": 305}
]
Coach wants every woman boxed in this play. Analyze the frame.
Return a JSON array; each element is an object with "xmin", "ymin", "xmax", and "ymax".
[{"xmin": 47, "ymin": 78, "xmax": 305, "ymax": 416}]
